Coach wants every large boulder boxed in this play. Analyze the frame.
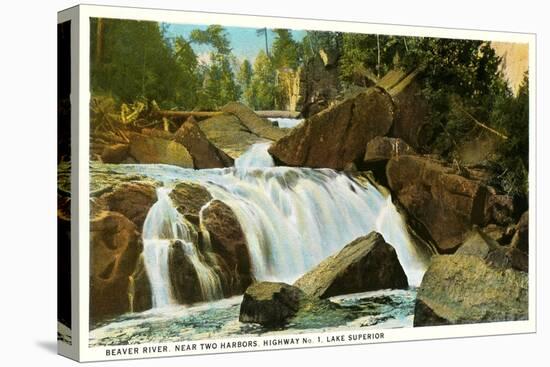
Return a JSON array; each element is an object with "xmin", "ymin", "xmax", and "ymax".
[
  {"xmin": 198, "ymin": 103, "xmax": 287, "ymax": 159},
  {"xmin": 298, "ymin": 50, "xmax": 342, "ymax": 118},
  {"xmin": 377, "ymin": 69, "xmax": 430, "ymax": 149},
  {"xmin": 169, "ymin": 184, "xmax": 253, "ymax": 296},
  {"xmin": 455, "ymin": 228, "xmax": 528, "ymax": 272},
  {"xmin": 98, "ymin": 182, "xmax": 157, "ymax": 228},
  {"xmin": 484, "ymin": 191, "xmax": 516, "ymax": 226},
  {"xmin": 128, "ymin": 132, "xmax": 194, "ymax": 168},
  {"xmin": 239, "ymin": 282, "xmax": 307, "ymax": 326},
  {"xmin": 201, "ymin": 200, "xmax": 253, "ymax": 295},
  {"xmin": 101, "ymin": 143, "xmax": 129, "ymax": 163},
  {"xmin": 386, "ymin": 155, "xmax": 488, "ymax": 252},
  {"xmin": 221, "ymin": 102, "xmax": 286, "ymax": 142},
  {"xmin": 294, "ymin": 232, "xmax": 408, "ymax": 298},
  {"xmin": 199, "ymin": 114, "xmax": 266, "ymax": 159},
  {"xmin": 414, "ymin": 255, "xmax": 528, "ymax": 326},
  {"xmin": 168, "ymin": 240, "xmax": 205, "ymax": 304},
  {"xmin": 129, "ymin": 255, "xmax": 152, "ymax": 313},
  {"xmin": 510, "ymin": 211, "xmax": 529, "ymax": 253},
  {"xmin": 173, "ymin": 116, "xmax": 234, "ymax": 168},
  {"xmin": 269, "ymin": 88, "xmax": 394, "ymax": 170},
  {"xmin": 168, "ymin": 181, "xmax": 212, "ymax": 225},
  {"xmin": 90, "ymin": 211, "xmax": 141, "ymax": 324}
]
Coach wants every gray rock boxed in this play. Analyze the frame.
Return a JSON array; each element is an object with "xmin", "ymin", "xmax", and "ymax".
[
  {"xmin": 239, "ymin": 282, "xmax": 306, "ymax": 326},
  {"xmin": 128, "ymin": 133, "xmax": 194, "ymax": 168},
  {"xmin": 414, "ymin": 255, "xmax": 528, "ymax": 327},
  {"xmin": 364, "ymin": 136, "xmax": 416, "ymax": 163},
  {"xmin": 456, "ymin": 228, "xmax": 528, "ymax": 273},
  {"xmin": 269, "ymin": 88, "xmax": 394, "ymax": 170},
  {"xmin": 294, "ymin": 232, "xmax": 408, "ymax": 298},
  {"xmin": 386, "ymin": 155, "xmax": 488, "ymax": 252},
  {"xmin": 510, "ymin": 211, "xmax": 529, "ymax": 253}
]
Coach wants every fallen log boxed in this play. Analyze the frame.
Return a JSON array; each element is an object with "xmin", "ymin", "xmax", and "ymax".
[
  {"xmin": 157, "ymin": 109, "xmax": 301, "ymax": 120},
  {"xmin": 156, "ymin": 110, "xmax": 224, "ymax": 120},
  {"xmin": 255, "ymin": 110, "xmax": 301, "ymax": 119}
]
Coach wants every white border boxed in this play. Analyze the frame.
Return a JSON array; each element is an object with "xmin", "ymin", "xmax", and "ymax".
[
  {"xmin": 57, "ymin": 6, "xmax": 81, "ymax": 362},
  {"xmin": 60, "ymin": 4, "xmax": 537, "ymax": 362}
]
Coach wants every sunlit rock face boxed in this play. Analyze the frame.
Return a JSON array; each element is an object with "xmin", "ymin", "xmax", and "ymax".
[{"xmin": 491, "ymin": 42, "xmax": 529, "ymax": 96}]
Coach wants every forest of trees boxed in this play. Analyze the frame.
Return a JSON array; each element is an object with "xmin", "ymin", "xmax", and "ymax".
[
  {"xmin": 90, "ymin": 19, "xmax": 302, "ymax": 111},
  {"xmin": 90, "ymin": 18, "xmax": 529, "ymax": 196}
]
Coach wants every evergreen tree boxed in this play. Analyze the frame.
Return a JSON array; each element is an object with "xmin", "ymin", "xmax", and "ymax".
[
  {"xmin": 237, "ymin": 59, "xmax": 253, "ymax": 100},
  {"xmin": 190, "ymin": 25, "xmax": 240, "ymax": 109},
  {"xmin": 271, "ymin": 29, "xmax": 301, "ymax": 70},
  {"xmin": 246, "ymin": 50, "xmax": 276, "ymax": 109},
  {"xmin": 90, "ymin": 18, "xmax": 183, "ymax": 108}
]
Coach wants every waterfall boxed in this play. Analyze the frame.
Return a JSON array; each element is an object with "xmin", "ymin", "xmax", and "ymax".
[
  {"xmin": 125, "ymin": 142, "xmax": 427, "ymax": 307},
  {"xmin": 234, "ymin": 142, "xmax": 275, "ymax": 169},
  {"xmin": 142, "ymin": 187, "xmax": 223, "ymax": 308}
]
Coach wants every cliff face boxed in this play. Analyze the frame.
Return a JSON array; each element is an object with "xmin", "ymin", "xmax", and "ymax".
[
  {"xmin": 491, "ymin": 42, "xmax": 529, "ymax": 95},
  {"xmin": 277, "ymin": 68, "xmax": 301, "ymax": 112},
  {"xmin": 297, "ymin": 50, "xmax": 342, "ymax": 118}
]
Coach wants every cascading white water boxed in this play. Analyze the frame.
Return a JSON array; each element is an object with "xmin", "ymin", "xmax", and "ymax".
[
  {"xmin": 142, "ymin": 187, "xmax": 223, "ymax": 308},
  {"xmin": 234, "ymin": 142, "xmax": 275, "ymax": 169},
  {"xmin": 125, "ymin": 142, "xmax": 427, "ymax": 293},
  {"xmin": 268, "ymin": 117, "xmax": 304, "ymax": 129}
]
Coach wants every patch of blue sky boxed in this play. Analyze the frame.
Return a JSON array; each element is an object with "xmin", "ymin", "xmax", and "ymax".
[{"xmin": 164, "ymin": 23, "xmax": 306, "ymax": 63}]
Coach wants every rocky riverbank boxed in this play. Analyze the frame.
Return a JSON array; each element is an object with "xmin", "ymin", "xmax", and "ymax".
[{"xmin": 81, "ymin": 68, "xmax": 529, "ymax": 330}]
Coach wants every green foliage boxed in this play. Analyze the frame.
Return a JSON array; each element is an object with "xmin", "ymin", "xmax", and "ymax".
[
  {"xmin": 256, "ymin": 28, "xmax": 270, "ymax": 57},
  {"xmin": 189, "ymin": 25, "xmax": 232, "ymax": 54},
  {"xmin": 90, "ymin": 18, "xmax": 186, "ymax": 108},
  {"xmin": 301, "ymin": 31, "xmax": 342, "ymax": 62},
  {"xmin": 271, "ymin": 29, "xmax": 301, "ymax": 70},
  {"xmin": 339, "ymin": 33, "xmax": 529, "ymax": 196},
  {"xmin": 237, "ymin": 59, "xmax": 253, "ymax": 97},
  {"xmin": 190, "ymin": 25, "xmax": 240, "ymax": 110},
  {"xmin": 245, "ymin": 51, "xmax": 276, "ymax": 109},
  {"xmin": 340, "ymin": 34, "xmax": 407, "ymax": 84},
  {"xmin": 489, "ymin": 73, "xmax": 529, "ymax": 196},
  {"xmin": 173, "ymin": 37, "xmax": 200, "ymax": 108}
]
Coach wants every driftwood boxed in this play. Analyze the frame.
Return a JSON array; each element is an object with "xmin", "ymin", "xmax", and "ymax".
[
  {"xmin": 457, "ymin": 104, "xmax": 509, "ymax": 140},
  {"xmin": 255, "ymin": 110, "xmax": 301, "ymax": 119},
  {"xmin": 156, "ymin": 109, "xmax": 301, "ymax": 120},
  {"xmin": 156, "ymin": 110, "xmax": 223, "ymax": 120}
]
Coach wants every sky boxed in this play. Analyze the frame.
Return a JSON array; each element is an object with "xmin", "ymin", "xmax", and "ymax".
[{"xmin": 164, "ymin": 23, "xmax": 306, "ymax": 63}]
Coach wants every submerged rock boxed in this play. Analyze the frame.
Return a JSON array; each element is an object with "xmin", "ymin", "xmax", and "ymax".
[
  {"xmin": 269, "ymin": 87, "xmax": 394, "ymax": 170},
  {"xmin": 239, "ymin": 282, "xmax": 307, "ymax": 326},
  {"xmin": 128, "ymin": 132, "xmax": 194, "ymax": 168},
  {"xmin": 414, "ymin": 255, "xmax": 528, "ymax": 327},
  {"xmin": 386, "ymin": 155, "xmax": 488, "ymax": 252},
  {"xmin": 294, "ymin": 232, "xmax": 408, "ymax": 298}
]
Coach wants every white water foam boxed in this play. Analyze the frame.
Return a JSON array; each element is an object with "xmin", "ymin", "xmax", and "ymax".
[
  {"xmin": 142, "ymin": 187, "xmax": 223, "ymax": 308},
  {"xmin": 128, "ymin": 142, "xmax": 427, "ymax": 307}
]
